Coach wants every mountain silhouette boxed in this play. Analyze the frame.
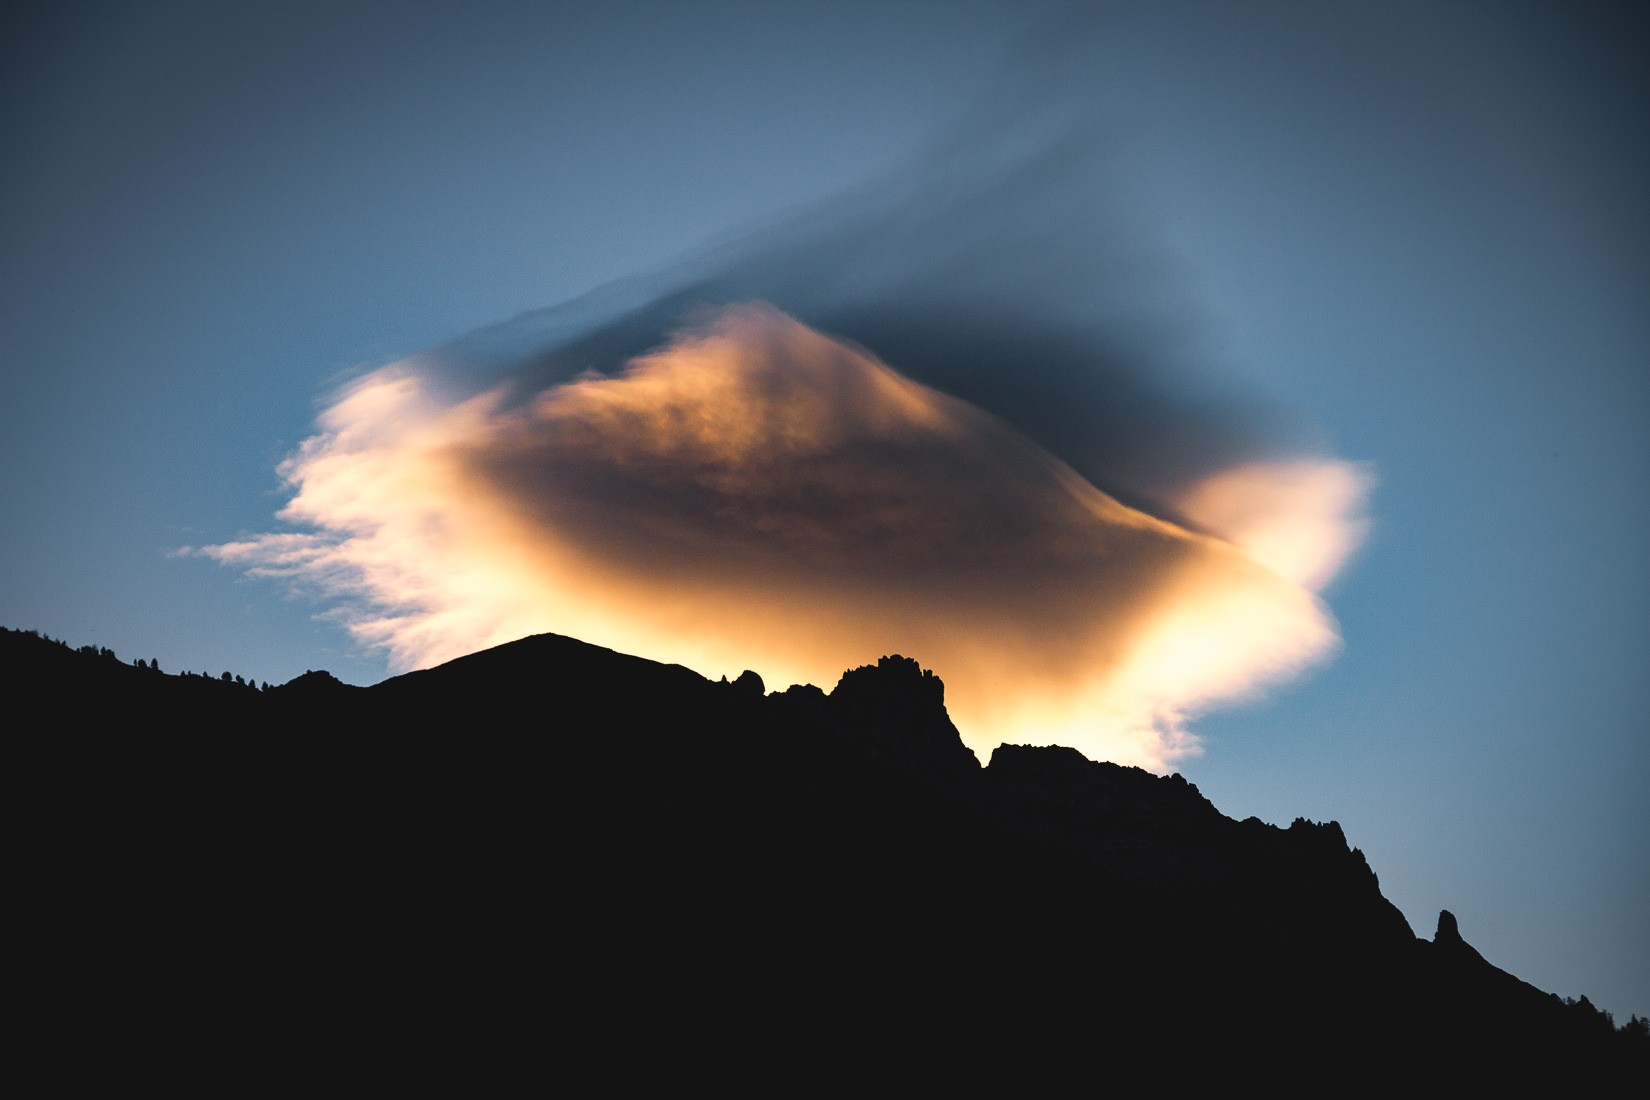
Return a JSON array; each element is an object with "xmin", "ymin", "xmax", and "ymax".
[{"xmin": 7, "ymin": 626, "xmax": 1643, "ymax": 1085}]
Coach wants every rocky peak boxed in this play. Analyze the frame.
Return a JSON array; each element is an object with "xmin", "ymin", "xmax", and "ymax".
[
  {"xmin": 1436, "ymin": 908, "xmax": 1463, "ymax": 946},
  {"xmin": 826, "ymin": 655, "xmax": 978, "ymax": 774},
  {"xmin": 986, "ymin": 743, "xmax": 1221, "ymax": 825},
  {"xmin": 831, "ymin": 654, "xmax": 944, "ymax": 707}
]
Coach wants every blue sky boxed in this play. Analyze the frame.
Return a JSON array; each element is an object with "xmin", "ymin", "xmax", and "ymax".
[{"xmin": 4, "ymin": 1, "xmax": 1644, "ymax": 1019}]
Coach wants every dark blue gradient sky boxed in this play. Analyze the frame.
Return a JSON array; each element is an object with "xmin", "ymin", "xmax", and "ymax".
[{"xmin": 4, "ymin": 1, "xmax": 1644, "ymax": 1018}]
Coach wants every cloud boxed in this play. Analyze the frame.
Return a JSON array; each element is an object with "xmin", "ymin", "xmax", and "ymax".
[
  {"xmin": 415, "ymin": 95, "xmax": 1318, "ymax": 531},
  {"xmin": 203, "ymin": 304, "xmax": 1364, "ymax": 770},
  {"xmin": 1173, "ymin": 460, "xmax": 1373, "ymax": 591},
  {"xmin": 204, "ymin": 81, "xmax": 1372, "ymax": 769}
]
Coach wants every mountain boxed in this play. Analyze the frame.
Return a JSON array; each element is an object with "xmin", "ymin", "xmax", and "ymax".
[{"xmin": 7, "ymin": 626, "xmax": 1644, "ymax": 1085}]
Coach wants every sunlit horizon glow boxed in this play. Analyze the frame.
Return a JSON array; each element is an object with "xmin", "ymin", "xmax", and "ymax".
[{"xmin": 202, "ymin": 304, "xmax": 1369, "ymax": 771}]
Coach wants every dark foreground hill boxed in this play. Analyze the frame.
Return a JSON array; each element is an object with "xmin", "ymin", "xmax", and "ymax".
[{"xmin": 8, "ymin": 626, "xmax": 1644, "ymax": 1086}]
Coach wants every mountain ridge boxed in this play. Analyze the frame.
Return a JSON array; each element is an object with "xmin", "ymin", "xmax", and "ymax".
[{"xmin": 6, "ymin": 624, "xmax": 1644, "ymax": 1081}]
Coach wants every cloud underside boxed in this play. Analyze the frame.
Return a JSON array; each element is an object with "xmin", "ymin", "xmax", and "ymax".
[{"xmin": 207, "ymin": 305, "xmax": 1366, "ymax": 770}]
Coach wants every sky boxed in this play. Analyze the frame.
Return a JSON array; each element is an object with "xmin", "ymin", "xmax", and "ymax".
[{"xmin": 3, "ymin": 1, "xmax": 1644, "ymax": 1019}]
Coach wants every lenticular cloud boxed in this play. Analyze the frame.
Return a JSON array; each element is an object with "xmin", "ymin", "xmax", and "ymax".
[{"xmin": 205, "ymin": 304, "xmax": 1366, "ymax": 770}]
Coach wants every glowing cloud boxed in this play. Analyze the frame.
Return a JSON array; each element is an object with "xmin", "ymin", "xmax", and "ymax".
[
  {"xmin": 1173, "ymin": 460, "xmax": 1373, "ymax": 590},
  {"xmin": 204, "ymin": 305, "xmax": 1366, "ymax": 770}
]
